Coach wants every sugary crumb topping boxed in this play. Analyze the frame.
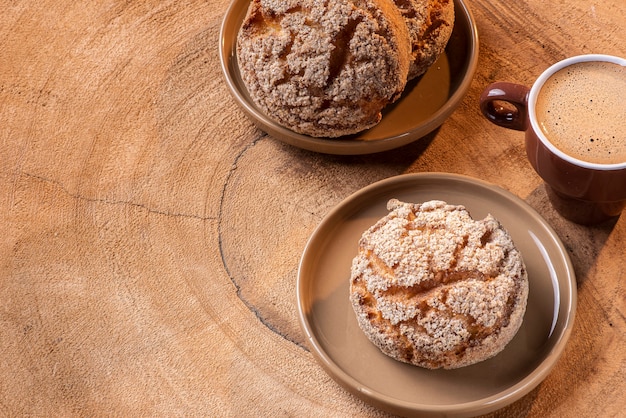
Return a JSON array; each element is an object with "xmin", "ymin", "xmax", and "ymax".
[
  {"xmin": 236, "ymin": 0, "xmax": 410, "ymax": 137},
  {"xmin": 350, "ymin": 199, "xmax": 528, "ymax": 369}
]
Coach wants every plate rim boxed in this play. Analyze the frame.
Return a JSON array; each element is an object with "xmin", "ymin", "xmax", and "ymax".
[
  {"xmin": 296, "ymin": 172, "xmax": 577, "ymax": 417},
  {"xmin": 218, "ymin": 0, "xmax": 480, "ymax": 155}
]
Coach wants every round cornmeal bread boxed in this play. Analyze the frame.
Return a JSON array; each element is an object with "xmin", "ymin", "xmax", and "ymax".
[
  {"xmin": 390, "ymin": 0, "xmax": 429, "ymax": 80},
  {"xmin": 407, "ymin": 0, "xmax": 455, "ymax": 79},
  {"xmin": 350, "ymin": 199, "xmax": 529, "ymax": 369},
  {"xmin": 236, "ymin": 0, "xmax": 411, "ymax": 138},
  {"xmin": 392, "ymin": 0, "xmax": 454, "ymax": 80}
]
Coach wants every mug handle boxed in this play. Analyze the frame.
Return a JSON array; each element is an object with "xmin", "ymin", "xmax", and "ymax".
[{"xmin": 479, "ymin": 82, "xmax": 530, "ymax": 131}]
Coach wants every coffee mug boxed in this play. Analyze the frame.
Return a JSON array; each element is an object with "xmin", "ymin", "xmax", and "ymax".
[{"xmin": 480, "ymin": 54, "xmax": 626, "ymax": 225}]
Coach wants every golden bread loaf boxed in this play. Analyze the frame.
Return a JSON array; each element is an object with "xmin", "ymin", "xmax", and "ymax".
[
  {"xmin": 399, "ymin": 0, "xmax": 455, "ymax": 79},
  {"xmin": 236, "ymin": 0, "xmax": 455, "ymax": 137},
  {"xmin": 237, "ymin": 0, "xmax": 411, "ymax": 138},
  {"xmin": 350, "ymin": 199, "xmax": 528, "ymax": 369}
]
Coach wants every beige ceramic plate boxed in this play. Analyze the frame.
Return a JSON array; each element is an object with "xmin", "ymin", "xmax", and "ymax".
[
  {"xmin": 297, "ymin": 173, "xmax": 577, "ymax": 417},
  {"xmin": 219, "ymin": 0, "xmax": 479, "ymax": 155}
]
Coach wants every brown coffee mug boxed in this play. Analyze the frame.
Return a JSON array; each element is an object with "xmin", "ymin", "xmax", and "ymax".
[{"xmin": 479, "ymin": 54, "xmax": 626, "ymax": 225}]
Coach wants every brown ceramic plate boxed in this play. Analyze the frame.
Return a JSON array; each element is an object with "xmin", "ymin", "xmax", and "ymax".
[
  {"xmin": 297, "ymin": 173, "xmax": 577, "ymax": 417},
  {"xmin": 219, "ymin": 0, "xmax": 479, "ymax": 155}
]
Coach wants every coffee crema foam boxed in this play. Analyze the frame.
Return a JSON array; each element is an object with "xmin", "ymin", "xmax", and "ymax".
[{"xmin": 535, "ymin": 61, "xmax": 626, "ymax": 165}]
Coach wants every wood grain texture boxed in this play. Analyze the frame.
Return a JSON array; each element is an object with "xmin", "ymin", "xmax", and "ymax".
[{"xmin": 0, "ymin": 0, "xmax": 624, "ymax": 416}]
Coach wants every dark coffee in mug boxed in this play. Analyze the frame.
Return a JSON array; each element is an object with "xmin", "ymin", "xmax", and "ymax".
[
  {"xmin": 535, "ymin": 61, "xmax": 626, "ymax": 165},
  {"xmin": 480, "ymin": 54, "xmax": 626, "ymax": 224}
]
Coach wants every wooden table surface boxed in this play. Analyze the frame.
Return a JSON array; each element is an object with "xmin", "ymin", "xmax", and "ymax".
[{"xmin": 1, "ymin": 0, "xmax": 624, "ymax": 416}]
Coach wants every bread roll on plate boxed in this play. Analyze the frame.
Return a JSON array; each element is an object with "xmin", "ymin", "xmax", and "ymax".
[
  {"xmin": 350, "ymin": 199, "xmax": 528, "ymax": 369},
  {"xmin": 394, "ymin": 0, "xmax": 455, "ymax": 80},
  {"xmin": 236, "ymin": 0, "xmax": 411, "ymax": 138}
]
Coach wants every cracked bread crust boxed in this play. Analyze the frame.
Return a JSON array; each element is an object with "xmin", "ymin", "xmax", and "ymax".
[
  {"xmin": 391, "ymin": 0, "xmax": 428, "ymax": 80},
  {"xmin": 409, "ymin": 0, "xmax": 455, "ymax": 79},
  {"xmin": 350, "ymin": 199, "xmax": 528, "ymax": 369},
  {"xmin": 236, "ymin": 0, "xmax": 411, "ymax": 138}
]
